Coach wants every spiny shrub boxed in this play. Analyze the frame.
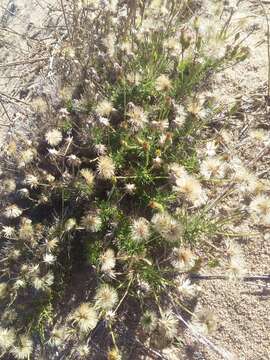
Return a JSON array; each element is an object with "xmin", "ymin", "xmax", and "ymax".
[{"xmin": 0, "ymin": 0, "xmax": 253, "ymax": 358}]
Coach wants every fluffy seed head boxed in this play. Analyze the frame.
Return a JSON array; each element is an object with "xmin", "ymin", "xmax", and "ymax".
[
  {"xmin": 249, "ymin": 195, "xmax": 270, "ymax": 224},
  {"xmin": 20, "ymin": 148, "xmax": 36, "ymax": 166},
  {"xmin": 24, "ymin": 174, "xmax": 39, "ymax": 188},
  {"xmin": 200, "ymin": 157, "xmax": 225, "ymax": 179},
  {"xmin": 0, "ymin": 327, "xmax": 16, "ymax": 350},
  {"xmin": 131, "ymin": 217, "xmax": 150, "ymax": 242},
  {"xmin": 155, "ymin": 74, "xmax": 172, "ymax": 91},
  {"xmin": 127, "ymin": 105, "xmax": 148, "ymax": 131},
  {"xmin": 49, "ymin": 326, "xmax": 68, "ymax": 347},
  {"xmin": 70, "ymin": 303, "xmax": 98, "ymax": 333},
  {"xmin": 227, "ymin": 255, "xmax": 246, "ymax": 280},
  {"xmin": 158, "ymin": 310, "xmax": 178, "ymax": 340},
  {"xmin": 4, "ymin": 204, "xmax": 22, "ymax": 218},
  {"xmin": 94, "ymin": 284, "xmax": 118, "ymax": 311},
  {"xmin": 2, "ymin": 226, "xmax": 15, "ymax": 238},
  {"xmin": 96, "ymin": 100, "xmax": 114, "ymax": 117},
  {"xmin": 151, "ymin": 212, "xmax": 183, "ymax": 242},
  {"xmin": 2, "ymin": 178, "xmax": 16, "ymax": 194},
  {"xmin": 100, "ymin": 248, "xmax": 116, "ymax": 272},
  {"xmin": 81, "ymin": 212, "xmax": 102, "ymax": 232},
  {"xmin": 172, "ymin": 247, "xmax": 196, "ymax": 272},
  {"xmin": 141, "ymin": 310, "xmax": 158, "ymax": 334},
  {"xmin": 80, "ymin": 168, "xmax": 95, "ymax": 186},
  {"xmin": 11, "ymin": 335, "xmax": 33, "ymax": 359},
  {"xmin": 45, "ymin": 129, "xmax": 62, "ymax": 146},
  {"xmin": 174, "ymin": 175, "xmax": 206, "ymax": 206},
  {"xmin": 97, "ymin": 156, "xmax": 115, "ymax": 179},
  {"xmin": 175, "ymin": 276, "xmax": 200, "ymax": 298}
]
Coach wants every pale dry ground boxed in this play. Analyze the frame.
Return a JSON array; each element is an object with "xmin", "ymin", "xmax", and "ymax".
[
  {"xmin": 185, "ymin": 2, "xmax": 270, "ymax": 360},
  {"xmin": 0, "ymin": 0, "xmax": 59, "ymax": 146}
]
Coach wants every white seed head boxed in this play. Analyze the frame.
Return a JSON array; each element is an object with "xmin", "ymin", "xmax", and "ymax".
[
  {"xmin": 80, "ymin": 168, "xmax": 95, "ymax": 186},
  {"xmin": 70, "ymin": 303, "xmax": 98, "ymax": 333},
  {"xmin": 4, "ymin": 204, "xmax": 22, "ymax": 218},
  {"xmin": 11, "ymin": 335, "xmax": 33, "ymax": 359},
  {"xmin": 100, "ymin": 248, "xmax": 116, "ymax": 272},
  {"xmin": 94, "ymin": 284, "xmax": 118, "ymax": 311},
  {"xmin": 0, "ymin": 327, "xmax": 16, "ymax": 350},
  {"xmin": 131, "ymin": 217, "xmax": 150, "ymax": 242},
  {"xmin": 97, "ymin": 156, "xmax": 115, "ymax": 179},
  {"xmin": 81, "ymin": 212, "xmax": 102, "ymax": 232},
  {"xmin": 45, "ymin": 129, "xmax": 63, "ymax": 146},
  {"xmin": 96, "ymin": 100, "xmax": 114, "ymax": 117},
  {"xmin": 155, "ymin": 74, "xmax": 172, "ymax": 92}
]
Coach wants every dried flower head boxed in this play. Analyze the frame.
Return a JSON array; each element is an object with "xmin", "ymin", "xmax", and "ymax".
[
  {"xmin": 107, "ymin": 348, "xmax": 122, "ymax": 360},
  {"xmin": 81, "ymin": 212, "xmax": 102, "ymax": 232},
  {"xmin": 249, "ymin": 195, "xmax": 270, "ymax": 224},
  {"xmin": 4, "ymin": 204, "xmax": 22, "ymax": 218},
  {"xmin": 175, "ymin": 276, "xmax": 200, "ymax": 298},
  {"xmin": 200, "ymin": 157, "xmax": 225, "ymax": 179},
  {"xmin": 196, "ymin": 308, "xmax": 217, "ymax": 334},
  {"xmin": 95, "ymin": 143, "xmax": 107, "ymax": 155},
  {"xmin": 49, "ymin": 326, "xmax": 68, "ymax": 347},
  {"xmin": 141, "ymin": 310, "xmax": 158, "ymax": 334},
  {"xmin": 174, "ymin": 175, "xmax": 206, "ymax": 206},
  {"xmin": 100, "ymin": 248, "xmax": 116, "ymax": 272},
  {"xmin": 172, "ymin": 247, "xmax": 196, "ymax": 272},
  {"xmin": 97, "ymin": 156, "xmax": 115, "ymax": 179},
  {"xmin": 70, "ymin": 303, "xmax": 98, "ymax": 333},
  {"xmin": 173, "ymin": 108, "xmax": 187, "ymax": 128},
  {"xmin": 151, "ymin": 212, "xmax": 183, "ymax": 242},
  {"xmin": 131, "ymin": 217, "xmax": 150, "ymax": 242},
  {"xmin": 94, "ymin": 284, "xmax": 118, "ymax": 311},
  {"xmin": 127, "ymin": 104, "xmax": 148, "ymax": 131},
  {"xmin": 168, "ymin": 163, "xmax": 188, "ymax": 182},
  {"xmin": 45, "ymin": 129, "xmax": 63, "ymax": 146},
  {"xmin": 155, "ymin": 74, "xmax": 172, "ymax": 91},
  {"xmin": 96, "ymin": 100, "xmax": 114, "ymax": 117},
  {"xmin": 11, "ymin": 334, "xmax": 33, "ymax": 359},
  {"xmin": 0, "ymin": 327, "xmax": 16, "ymax": 350},
  {"xmin": 20, "ymin": 148, "xmax": 37, "ymax": 166},
  {"xmin": 75, "ymin": 344, "xmax": 90, "ymax": 357},
  {"xmin": 2, "ymin": 178, "xmax": 16, "ymax": 194},
  {"xmin": 227, "ymin": 255, "xmax": 246, "ymax": 280},
  {"xmin": 158, "ymin": 310, "xmax": 178, "ymax": 339},
  {"xmin": 80, "ymin": 168, "xmax": 95, "ymax": 186},
  {"xmin": 19, "ymin": 218, "xmax": 34, "ymax": 240},
  {"xmin": 24, "ymin": 174, "xmax": 39, "ymax": 188},
  {"xmin": 2, "ymin": 226, "xmax": 15, "ymax": 238},
  {"xmin": 125, "ymin": 183, "xmax": 136, "ymax": 194},
  {"xmin": 0, "ymin": 282, "xmax": 8, "ymax": 299}
]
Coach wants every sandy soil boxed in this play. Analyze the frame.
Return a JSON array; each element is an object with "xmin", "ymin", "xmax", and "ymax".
[
  {"xmin": 0, "ymin": 0, "xmax": 58, "ymax": 146},
  {"xmin": 186, "ymin": 1, "xmax": 270, "ymax": 360}
]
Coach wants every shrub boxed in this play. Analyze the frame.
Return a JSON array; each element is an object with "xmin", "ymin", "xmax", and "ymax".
[{"xmin": 0, "ymin": 0, "xmax": 253, "ymax": 358}]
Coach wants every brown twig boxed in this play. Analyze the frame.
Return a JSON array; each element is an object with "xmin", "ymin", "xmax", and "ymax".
[
  {"xmin": 0, "ymin": 57, "xmax": 49, "ymax": 68},
  {"xmin": 0, "ymin": 97, "xmax": 12, "ymax": 124},
  {"xmin": 0, "ymin": 92, "xmax": 30, "ymax": 106},
  {"xmin": 190, "ymin": 274, "xmax": 270, "ymax": 281},
  {"xmin": 60, "ymin": 0, "xmax": 71, "ymax": 41}
]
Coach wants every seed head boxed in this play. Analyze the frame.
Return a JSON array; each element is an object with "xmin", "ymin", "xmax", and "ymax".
[
  {"xmin": 97, "ymin": 156, "xmax": 115, "ymax": 179},
  {"xmin": 94, "ymin": 284, "xmax": 118, "ymax": 311},
  {"xmin": 45, "ymin": 129, "xmax": 63, "ymax": 146}
]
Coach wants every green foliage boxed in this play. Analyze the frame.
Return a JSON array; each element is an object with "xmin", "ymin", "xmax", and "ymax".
[{"xmin": 0, "ymin": 1, "xmax": 251, "ymax": 358}]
